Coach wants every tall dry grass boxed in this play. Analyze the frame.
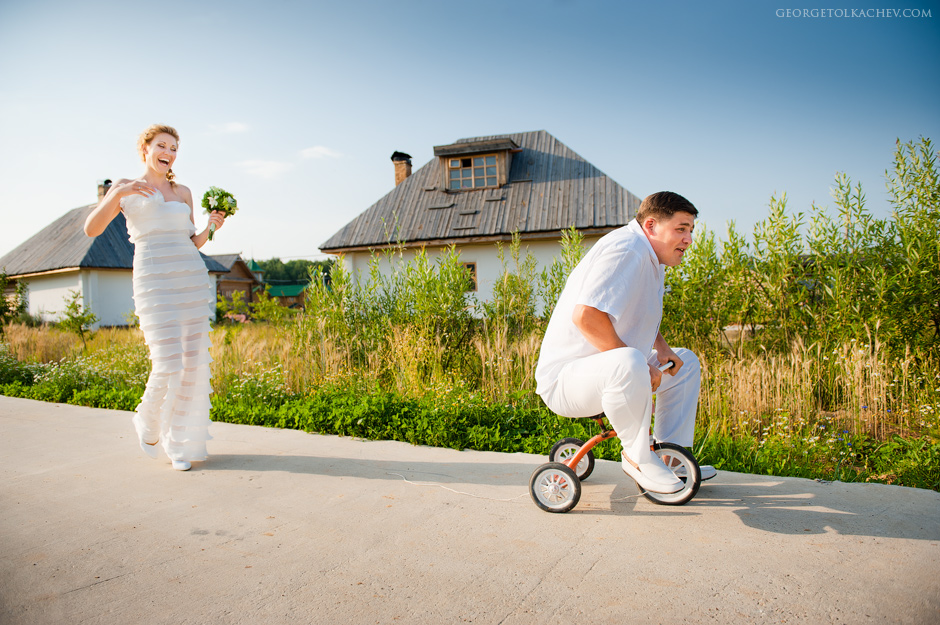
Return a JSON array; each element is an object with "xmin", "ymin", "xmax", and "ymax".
[
  {"xmin": 698, "ymin": 339, "xmax": 938, "ymax": 440},
  {"xmin": 4, "ymin": 319, "xmax": 937, "ymax": 443},
  {"xmin": 3, "ymin": 323, "xmax": 146, "ymax": 362},
  {"xmin": 472, "ymin": 325, "xmax": 542, "ymax": 403},
  {"xmin": 208, "ymin": 322, "xmax": 940, "ymax": 441}
]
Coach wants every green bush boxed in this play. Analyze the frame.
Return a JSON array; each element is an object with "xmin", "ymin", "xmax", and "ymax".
[
  {"xmin": 0, "ymin": 272, "xmax": 28, "ymax": 334},
  {"xmin": 0, "ymin": 345, "xmax": 35, "ymax": 385},
  {"xmin": 68, "ymin": 387, "xmax": 141, "ymax": 411},
  {"xmin": 209, "ymin": 382, "xmax": 618, "ymax": 457},
  {"xmin": 663, "ymin": 137, "xmax": 939, "ymax": 360},
  {"xmin": 694, "ymin": 429, "xmax": 940, "ymax": 490}
]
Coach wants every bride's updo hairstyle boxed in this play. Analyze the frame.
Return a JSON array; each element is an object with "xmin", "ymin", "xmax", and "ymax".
[{"xmin": 137, "ymin": 124, "xmax": 180, "ymax": 184}]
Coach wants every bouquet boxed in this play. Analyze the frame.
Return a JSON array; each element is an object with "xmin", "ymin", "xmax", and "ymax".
[{"xmin": 201, "ymin": 187, "xmax": 238, "ymax": 240}]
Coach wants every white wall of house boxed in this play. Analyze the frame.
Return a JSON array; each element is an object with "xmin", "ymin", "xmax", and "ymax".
[
  {"xmin": 20, "ymin": 268, "xmax": 219, "ymax": 327},
  {"xmin": 339, "ymin": 235, "xmax": 603, "ymax": 312},
  {"xmin": 80, "ymin": 268, "xmax": 135, "ymax": 328},
  {"xmin": 21, "ymin": 271, "xmax": 82, "ymax": 323}
]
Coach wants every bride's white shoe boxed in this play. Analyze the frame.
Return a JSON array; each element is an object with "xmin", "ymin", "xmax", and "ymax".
[
  {"xmin": 139, "ymin": 438, "xmax": 159, "ymax": 459},
  {"xmin": 171, "ymin": 460, "xmax": 192, "ymax": 471}
]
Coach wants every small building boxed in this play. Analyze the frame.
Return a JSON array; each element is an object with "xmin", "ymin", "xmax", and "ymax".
[
  {"xmin": 0, "ymin": 181, "xmax": 227, "ymax": 328},
  {"xmin": 245, "ymin": 259, "xmax": 264, "ymax": 283},
  {"xmin": 319, "ymin": 130, "xmax": 642, "ymax": 304},
  {"xmin": 207, "ymin": 254, "xmax": 264, "ymax": 303},
  {"xmin": 265, "ymin": 283, "xmax": 307, "ymax": 308}
]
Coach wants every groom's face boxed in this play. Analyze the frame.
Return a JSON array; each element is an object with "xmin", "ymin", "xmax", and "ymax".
[{"xmin": 642, "ymin": 211, "xmax": 695, "ymax": 267}]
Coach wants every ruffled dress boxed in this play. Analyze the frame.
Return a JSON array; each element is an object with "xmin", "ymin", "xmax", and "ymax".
[{"xmin": 121, "ymin": 190, "xmax": 214, "ymax": 462}]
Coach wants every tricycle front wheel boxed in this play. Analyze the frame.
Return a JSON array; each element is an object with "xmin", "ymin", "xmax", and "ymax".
[{"xmin": 530, "ymin": 462, "xmax": 581, "ymax": 513}]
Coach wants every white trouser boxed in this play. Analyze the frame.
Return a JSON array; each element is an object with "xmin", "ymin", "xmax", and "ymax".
[{"xmin": 539, "ymin": 347, "xmax": 701, "ymax": 463}]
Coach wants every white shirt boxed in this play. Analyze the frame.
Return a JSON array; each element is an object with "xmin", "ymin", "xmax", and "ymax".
[{"xmin": 535, "ymin": 219, "xmax": 665, "ymax": 395}]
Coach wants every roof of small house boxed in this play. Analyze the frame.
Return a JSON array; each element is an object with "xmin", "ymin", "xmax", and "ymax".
[
  {"xmin": 266, "ymin": 284, "xmax": 307, "ymax": 298},
  {"xmin": 206, "ymin": 254, "xmax": 263, "ymax": 286},
  {"xmin": 206, "ymin": 254, "xmax": 245, "ymax": 272},
  {"xmin": 320, "ymin": 130, "xmax": 642, "ymax": 253},
  {"xmin": 0, "ymin": 204, "xmax": 227, "ymax": 278}
]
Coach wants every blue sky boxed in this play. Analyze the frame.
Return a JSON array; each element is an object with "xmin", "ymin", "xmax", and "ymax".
[{"xmin": 1, "ymin": 0, "xmax": 937, "ymax": 261}]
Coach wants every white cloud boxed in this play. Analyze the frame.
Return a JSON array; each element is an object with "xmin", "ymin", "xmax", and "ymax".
[
  {"xmin": 300, "ymin": 145, "xmax": 343, "ymax": 159},
  {"xmin": 211, "ymin": 122, "xmax": 250, "ymax": 134},
  {"xmin": 237, "ymin": 160, "xmax": 294, "ymax": 179}
]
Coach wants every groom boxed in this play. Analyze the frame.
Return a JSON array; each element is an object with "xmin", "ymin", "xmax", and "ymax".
[{"xmin": 534, "ymin": 191, "xmax": 715, "ymax": 493}]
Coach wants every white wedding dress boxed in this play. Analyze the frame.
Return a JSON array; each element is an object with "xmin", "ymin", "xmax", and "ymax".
[{"xmin": 122, "ymin": 190, "xmax": 214, "ymax": 462}]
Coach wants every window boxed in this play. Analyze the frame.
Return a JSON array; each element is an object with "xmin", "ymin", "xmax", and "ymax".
[
  {"xmin": 462, "ymin": 262, "xmax": 477, "ymax": 292},
  {"xmin": 448, "ymin": 154, "xmax": 498, "ymax": 190}
]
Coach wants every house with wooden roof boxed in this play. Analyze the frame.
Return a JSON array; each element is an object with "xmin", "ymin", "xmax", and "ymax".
[
  {"xmin": 206, "ymin": 254, "xmax": 264, "ymax": 303},
  {"xmin": 320, "ymin": 130, "xmax": 642, "ymax": 303},
  {"xmin": 0, "ymin": 181, "xmax": 228, "ymax": 328}
]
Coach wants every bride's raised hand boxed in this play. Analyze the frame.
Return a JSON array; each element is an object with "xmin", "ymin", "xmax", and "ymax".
[
  {"xmin": 86, "ymin": 179, "xmax": 156, "ymax": 236},
  {"xmin": 116, "ymin": 179, "xmax": 157, "ymax": 199}
]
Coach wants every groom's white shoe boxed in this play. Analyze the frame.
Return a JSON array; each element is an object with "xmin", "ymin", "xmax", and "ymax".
[
  {"xmin": 699, "ymin": 465, "xmax": 717, "ymax": 481},
  {"xmin": 675, "ymin": 464, "xmax": 717, "ymax": 481},
  {"xmin": 622, "ymin": 453, "xmax": 684, "ymax": 493}
]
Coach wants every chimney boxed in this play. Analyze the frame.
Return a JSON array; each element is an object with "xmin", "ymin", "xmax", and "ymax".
[
  {"xmin": 97, "ymin": 179, "xmax": 112, "ymax": 201},
  {"xmin": 390, "ymin": 151, "xmax": 412, "ymax": 186}
]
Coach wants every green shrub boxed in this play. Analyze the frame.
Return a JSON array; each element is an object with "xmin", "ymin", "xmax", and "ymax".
[
  {"xmin": 251, "ymin": 289, "xmax": 297, "ymax": 323},
  {"xmin": 0, "ymin": 344, "xmax": 35, "ymax": 385},
  {"xmin": 0, "ymin": 273, "xmax": 28, "ymax": 334},
  {"xmin": 68, "ymin": 387, "xmax": 141, "ymax": 411}
]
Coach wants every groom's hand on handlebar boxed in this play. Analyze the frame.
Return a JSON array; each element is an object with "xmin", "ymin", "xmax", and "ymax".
[
  {"xmin": 657, "ymin": 349, "xmax": 683, "ymax": 376},
  {"xmin": 649, "ymin": 363, "xmax": 664, "ymax": 392}
]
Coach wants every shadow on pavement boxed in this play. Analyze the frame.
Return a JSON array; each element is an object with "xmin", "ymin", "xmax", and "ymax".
[
  {"xmin": 203, "ymin": 452, "xmax": 940, "ymax": 537},
  {"xmin": 203, "ymin": 452, "xmax": 706, "ymax": 518},
  {"xmin": 689, "ymin": 479, "xmax": 940, "ymax": 540}
]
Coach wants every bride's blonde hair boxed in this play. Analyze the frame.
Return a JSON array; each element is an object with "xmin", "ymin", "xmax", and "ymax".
[{"xmin": 137, "ymin": 124, "xmax": 180, "ymax": 184}]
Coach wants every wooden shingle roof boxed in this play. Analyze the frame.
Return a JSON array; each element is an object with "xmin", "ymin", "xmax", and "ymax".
[
  {"xmin": 206, "ymin": 254, "xmax": 244, "ymax": 272},
  {"xmin": 0, "ymin": 204, "xmax": 227, "ymax": 277},
  {"xmin": 320, "ymin": 130, "xmax": 642, "ymax": 253}
]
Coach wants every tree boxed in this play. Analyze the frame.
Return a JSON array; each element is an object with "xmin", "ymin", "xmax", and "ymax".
[
  {"xmin": 0, "ymin": 272, "xmax": 28, "ymax": 335},
  {"xmin": 251, "ymin": 287, "xmax": 296, "ymax": 323},
  {"xmin": 59, "ymin": 290, "xmax": 98, "ymax": 347},
  {"xmin": 254, "ymin": 257, "xmax": 333, "ymax": 284},
  {"xmin": 884, "ymin": 137, "xmax": 940, "ymax": 354}
]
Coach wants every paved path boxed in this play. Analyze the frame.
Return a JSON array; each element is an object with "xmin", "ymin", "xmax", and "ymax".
[{"xmin": 1, "ymin": 395, "xmax": 938, "ymax": 624}]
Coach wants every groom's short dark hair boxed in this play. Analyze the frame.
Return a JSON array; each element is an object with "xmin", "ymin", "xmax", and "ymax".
[{"xmin": 636, "ymin": 191, "xmax": 698, "ymax": 223}]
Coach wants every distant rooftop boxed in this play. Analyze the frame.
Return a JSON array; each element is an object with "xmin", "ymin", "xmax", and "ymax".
[{"xmin": 1, "ymin": 204, "xmax": 227, "ymax": 277}]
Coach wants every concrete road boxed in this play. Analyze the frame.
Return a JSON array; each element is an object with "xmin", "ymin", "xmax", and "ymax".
[{"xmin": 1, "ymin": 395, "xmax": 938, "ymax": 625}]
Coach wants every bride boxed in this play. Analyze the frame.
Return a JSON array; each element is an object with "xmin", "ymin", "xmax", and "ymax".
[{"xmin": 85, "ymin": 124, "xmax": 225, "ymax": 471}]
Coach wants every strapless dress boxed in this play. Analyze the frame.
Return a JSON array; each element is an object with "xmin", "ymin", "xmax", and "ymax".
[{"xmin": 121, "ymin": 190, "xmax": 214, "ymax": 462}]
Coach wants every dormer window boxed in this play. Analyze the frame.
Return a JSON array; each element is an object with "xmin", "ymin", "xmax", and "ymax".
[
  {"xmin": 448, "ymin": 155, "xmax": 498, "ymax": 190},
  {"xmin": 434, "ymin": 137, "xmax": 520, "ymax": 192}
]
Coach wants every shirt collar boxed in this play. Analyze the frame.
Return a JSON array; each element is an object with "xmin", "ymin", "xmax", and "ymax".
[{"xmin": 627, "ymin": 219, "xmax": 661, "ymax": 267}]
